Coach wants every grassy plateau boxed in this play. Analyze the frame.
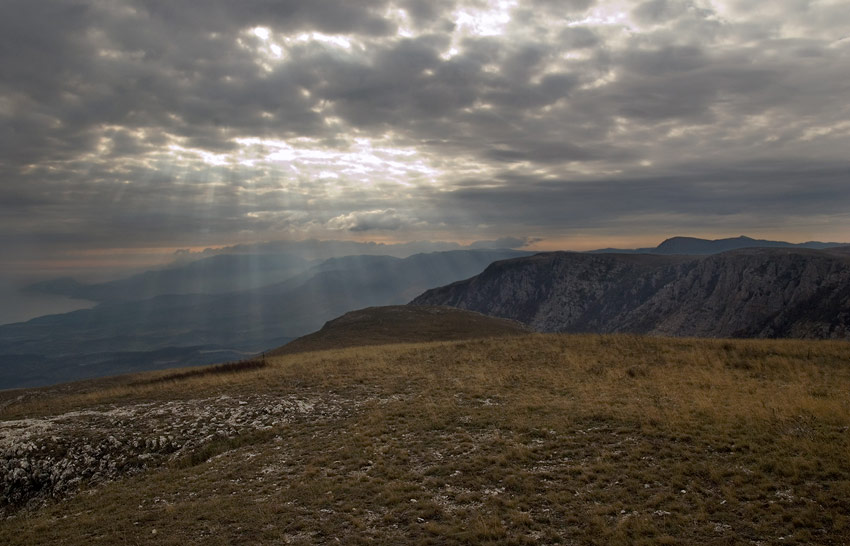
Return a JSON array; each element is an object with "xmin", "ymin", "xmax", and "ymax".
[{"xmin": 1, "ymin": 333, "xmax": 849, "ymax": 544}]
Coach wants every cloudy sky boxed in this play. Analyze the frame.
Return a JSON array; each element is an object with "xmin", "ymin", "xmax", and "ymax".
[{"xmin": 2, "ymin": 0, "xmax": 849, "ymax": 276}]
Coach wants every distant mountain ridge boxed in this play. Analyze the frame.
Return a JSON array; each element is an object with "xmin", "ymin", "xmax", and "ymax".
[
  {"xmin": 591, "ymin": 235, "xmax": 846, "ymax": 255},
  {"xmin": 25, "ymin": 253, "xmax": 312, "ymax": 302},
  {"xmin": 24, "ymin": 235, "xmax": 845, "ymax": 304},
  {"xmin": 412, "ymin": 247, "xmax": 850, "ymax": 340},
  {"xmin": 7, "ymin": 235, "xmax": 850, "ymax": 390},
  {"xmin": 0, "ymin": 249, "xmax": 531, "ymax": 389}
]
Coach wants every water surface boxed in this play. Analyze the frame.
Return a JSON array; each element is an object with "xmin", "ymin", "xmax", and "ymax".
[{"xmin": 0, "ymin": 277, "xmax": 95, "ymax": 325}]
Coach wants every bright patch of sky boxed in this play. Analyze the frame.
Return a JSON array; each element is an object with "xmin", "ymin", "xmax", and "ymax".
[
  {"xmin": 233, "ymin": 136, "xmax": 441, "ymax": 189},
  {"xmin": 241, "ymin": 26, "xmax": 355, "ymax": 70},
  {"xmin": 569, "ymin": 4, "xmax": 631, "ymax": 27},
  {"xmin": 454, "ymin": 0, "xmax": 517, "ymax": 37}
]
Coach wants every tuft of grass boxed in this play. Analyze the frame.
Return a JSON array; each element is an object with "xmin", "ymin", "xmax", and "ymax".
[
  {"xmin": 170, "ymin": 428, "xmax": 279, "ymax": 469},
  {"xmin": 131, "ymin": 357, "xmax": 268, "ymax": 386}
]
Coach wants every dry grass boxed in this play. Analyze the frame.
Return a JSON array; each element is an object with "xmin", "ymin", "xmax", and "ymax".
[
  {"xmin": 131, "ymin": 358, "xmax": 268, "ymax": 386},
  {"xmin": 2, "ymin": 334, "xmax": 850, "ymax": 544},
  {"xmin": 268, "ymin": 305, "xmax": 529, "ymax": 356}
]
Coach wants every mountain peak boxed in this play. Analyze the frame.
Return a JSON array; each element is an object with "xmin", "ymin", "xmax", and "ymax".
[{"xmin": 654, "ymin": 235, "xmax": 791, "ymax": 254}]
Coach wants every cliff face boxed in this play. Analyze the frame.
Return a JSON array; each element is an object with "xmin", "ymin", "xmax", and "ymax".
[{"xmin": 411, "ymin": 248, "xmax": 850, "ymax": 339}]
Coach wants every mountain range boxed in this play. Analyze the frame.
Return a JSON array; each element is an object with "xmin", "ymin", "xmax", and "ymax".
[
  {"xmin": 412, "ymin": 247, "xmax": 850, "ymax": 339},
  {"xmin": 5, "ymin": 234, "xmax": 850, "ymax": 390},
  {"xmin": 25, "ymin": 253, "xmax": 312, "ymax": 302},
  {"xmin": 590, "ymin": 235, "xmax": 846, "ymax": 255},
  {"xmin": 0, "ymin": 249, "xmax": 530, "ymax": 389}
]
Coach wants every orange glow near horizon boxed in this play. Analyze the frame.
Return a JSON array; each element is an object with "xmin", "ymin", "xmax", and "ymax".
[{"xmin": 9, "ymin": 229, "xmax": 848, "ymax": 278}]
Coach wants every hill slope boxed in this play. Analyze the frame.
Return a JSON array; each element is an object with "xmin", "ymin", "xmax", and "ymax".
[
  {"xmin": 412, "ymin": 247, "xmax": 850, "ymax": 339},
  {"xmin": 2, "ymin": 334, "xmax": 849, "ymax": 544},
  {"xmin": 269, "ymin": 305, "xmax": 530, "ymax": 355}
]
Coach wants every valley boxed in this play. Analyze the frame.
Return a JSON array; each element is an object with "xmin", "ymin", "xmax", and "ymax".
[{"xmin": 0, "ymin": 249, "xmax": 529, "ymax": 390}]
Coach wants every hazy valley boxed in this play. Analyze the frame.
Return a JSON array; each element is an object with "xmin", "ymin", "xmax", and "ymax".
[
  {"xmin": 5, "ymin": 236, "xmax": 848, "ymax": 391},
  {"xmin": 0, "ymin": 248, "xmax": 529, "ymax": 389}
]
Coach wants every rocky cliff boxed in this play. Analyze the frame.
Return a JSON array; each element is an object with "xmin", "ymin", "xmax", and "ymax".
[{"xmin": 411, "ymin": 248, "xmax": 850, "ymax": 339}]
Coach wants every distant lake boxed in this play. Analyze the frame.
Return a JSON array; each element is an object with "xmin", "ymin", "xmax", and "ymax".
[{"xmin": 0, "ymin": 278, "xmax": 96, "ymax": 325}]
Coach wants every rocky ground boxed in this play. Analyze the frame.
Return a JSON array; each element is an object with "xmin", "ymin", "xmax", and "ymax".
[
  {"xmin": 1, "ymin": 336, "xmax": 848, "ymax": 544},
  {"xmin": 0, "ymin": 392, "xmax": 354, "ymax": 515}
]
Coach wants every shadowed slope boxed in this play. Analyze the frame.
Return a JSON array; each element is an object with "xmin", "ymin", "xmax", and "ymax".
[
  {"xmin": 412, "ymin": 248, "xmax": 850, "ymax": 339},
  {"xmin": 268, "ymin": 305, "xmax": 530, "ymax": 356}
]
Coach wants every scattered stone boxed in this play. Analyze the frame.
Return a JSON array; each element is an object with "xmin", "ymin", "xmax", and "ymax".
[{"xmin": 1, "ymin": 393, "xmax": 353, "ymax": 514}]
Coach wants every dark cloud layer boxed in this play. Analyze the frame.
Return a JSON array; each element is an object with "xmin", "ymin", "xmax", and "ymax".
[{"xmin": 1, "ymin": 0, "xmax": 849, "ymax": 273}]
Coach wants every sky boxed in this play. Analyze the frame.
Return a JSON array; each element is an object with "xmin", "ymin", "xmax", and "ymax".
[{"xmin": 2, "ymin": 0, "xmax": 850, "ymax": 279}]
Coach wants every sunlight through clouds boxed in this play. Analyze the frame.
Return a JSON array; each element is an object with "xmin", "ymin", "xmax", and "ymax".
[
  {"xmin": 240, "ymin": 26, "xmax": 356, "ymax": 70},
  {"xmin": 454, "ymin": 0, "xmax": 517, "ymax": 37},
  {"xmin": 568, "ymin": 4, "xmax": 631, "ymax": 27},
  {"xmin": 231, "ymin": 136, "xmax": 442, "ymax": 190},
  {"xmin": 2, "ymin": 0, "xmax": 850, "ymax": 269}
]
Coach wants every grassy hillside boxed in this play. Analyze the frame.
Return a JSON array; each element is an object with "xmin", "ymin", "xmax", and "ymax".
[
  {"xmin": 269, "ymin": 305, "xmax": 530, "ymax": 355},
  {"xmin": 2, "ymin": 334, "xmax": 850, "ymax": 544}
]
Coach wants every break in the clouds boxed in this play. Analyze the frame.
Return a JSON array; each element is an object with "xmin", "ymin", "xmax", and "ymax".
[{"xmin": 2, "ymin": 0, "xmax": 850, "ymax": 272}]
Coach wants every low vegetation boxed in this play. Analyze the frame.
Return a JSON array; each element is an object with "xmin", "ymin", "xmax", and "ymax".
[
  {"xmin": 2, "ymin": 334, "xmax": 849, "ymax": 544},
  {"xmin": 268, "ymin": 305, "xmax": 529, "ymax": 356},
  {"xmin": 131, "ymin": 358, "xmax": 268, "ymax": 386}
]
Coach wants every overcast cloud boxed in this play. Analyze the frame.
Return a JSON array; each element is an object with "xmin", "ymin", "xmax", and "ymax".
[{"xmin": 2, "ymin": 0, "xmax": 849, "ymax": 274}]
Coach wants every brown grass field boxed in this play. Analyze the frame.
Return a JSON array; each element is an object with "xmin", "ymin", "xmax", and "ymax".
[{"xmin": 1, "ymin": 333, "xmax": 849, "ymax": 544}]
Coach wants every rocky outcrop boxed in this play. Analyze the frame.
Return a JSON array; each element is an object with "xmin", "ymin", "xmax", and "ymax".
[
  {"xmin": 0, "ymin": 394, "xmax": 352, "ymax": 514},
  {"xmin": 411, "ymin": 248, "xmax": 850, "ymax": 339}
]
